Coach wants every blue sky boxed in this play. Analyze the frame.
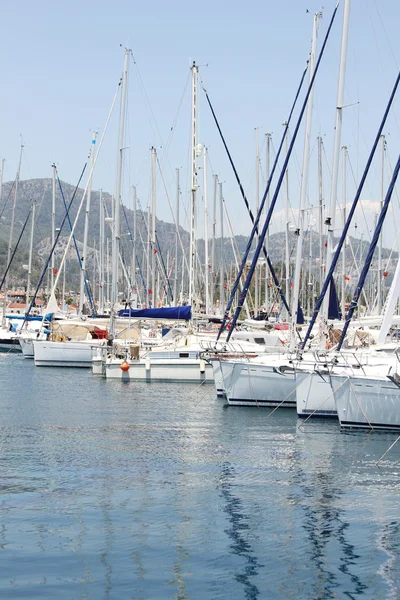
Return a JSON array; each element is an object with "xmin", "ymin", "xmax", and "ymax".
[{"xmin": 0, "ymin": 0, "xmax": 399, "ymax": 246}]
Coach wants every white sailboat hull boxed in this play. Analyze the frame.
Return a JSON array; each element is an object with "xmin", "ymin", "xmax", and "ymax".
[
  {"xmin": 221, "ymin": 359, "xmax": 304, "ymax": 407},
  {"xmin": 34, "ymin": 340, "xmax": 102, "ymax": 367},
  {"xmin": 104, "ymin": 357, "xmax": 213, "ymax": 383},
  {"xmin": 296, "ymin": 370, "xmax": 340, "ymax": 418},
  {"xmin": 334, "ymin": 374, "xmax": 400, "ymax": 431}
]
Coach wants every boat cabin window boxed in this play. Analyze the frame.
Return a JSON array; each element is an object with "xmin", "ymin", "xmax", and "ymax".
[
  {"xmin": 254, "ymin": 337, "xmax": 266, "ymax": 345},
  {"xmin": 179, "ymin": 352, "xmax": 190, "ymax": 358}
]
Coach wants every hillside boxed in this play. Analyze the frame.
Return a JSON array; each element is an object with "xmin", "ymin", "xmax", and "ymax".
[{"xmin": 0, "ymin": 178, "xmax": 396, "ymax": 293}]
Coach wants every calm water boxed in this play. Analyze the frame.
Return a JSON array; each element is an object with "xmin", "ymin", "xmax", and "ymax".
[{"xmin": 0, "ymin": 354, "xmax": 399, "ymax": 599}]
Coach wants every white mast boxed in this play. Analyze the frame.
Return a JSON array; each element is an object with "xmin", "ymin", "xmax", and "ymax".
[
  {"xmin": 51, "ymin": 163, "xmax": 56, "ymax": 291},
  {"xmin": 203, "ymin": 146, "xmax": 210, "ymax": 314},
  {"xmin": 323, "ymin": 0, "xmax": 351, "ymax": 319},
  {"xmin": 378, "ymin": 134, "xmax": 386, "ymax": 314},
  {"xmin": 151, "ymin": 146, "xmax": 157, "ymax": 307},
  {"xmin": 283, "ymin": 123, "xmax": 291, "ymax": 317},
  {"xmin": 219, "ymin": 182, "xmax": 224, "ymax": 312},
  {"xmin": 26, "ymin": 199, "xmax": 36, "ymax": 309},
  {"xmin": 3, "ymin": 141, "xmax": 23, "ymax": 326},
  {"xmin": 317, "ymin": 135, "xmax": 324, "ymax": 293},
  {"xmin": 378, "ymin": 250, "xmax": 400, "ymax": 344},
  {"xmin": 62, "ymin": 258, "xmax": 66, "ymax": 311},
  {"xmin": 341, "ymin": 146, "xmax": 347, "ymax": 318},
  {"xmin": 0, "ymin": 159, "xmax": 5, "ymax": 207},
  {"xmin": 265, "ymin": 132, "xmax": 271, "ymax": 311},
  {"xmin": 132, "ymin": 185, "xmax": 137, "ymax": 302},
  {"xmin": 99, "ymin": 189, "xmax": 105, "ymax": 313},
  {"xmin": 211, "ymin": 174, "xmax": 217, "ymax": 310},
  {"xmin": 110, "ymin": 49, "xmax": 130, "ymax": 335},
  {"xmin": 255, "ymin": 128, "xmax": 260, "ymax": 316},
  {"xmin": 106, "ymin": 238, "xmax": 110, "ymax": 307},
  {"xmin": 189, "ymin": 61, "xmax": 199, "ymax": 307},
  {"xmin": 290, "ymin": 12, "xmax": 320, "ymax": 346},
  {"xmin": 79, "ymin": 131, "xmax": 97, "ymax": 315},
  {"xmin": 146, "ymin": 201, "xmax": 151, "ymax": 306},
  {"xmin": 174, "ymin": 169, "xmax": 180, "ymax": 304}
]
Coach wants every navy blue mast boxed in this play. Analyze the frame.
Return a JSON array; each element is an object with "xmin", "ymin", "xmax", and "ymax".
[
  {"xmin": 226, "ymin": 2, "xmax": 340, "ymax": 342},
  {"xmin": 337, "ymin": 154, "xmax": 400, "ymax": 350},
  {"xmin": 301, "ymin": 71, "xmax": 400, "ymax": 350}
]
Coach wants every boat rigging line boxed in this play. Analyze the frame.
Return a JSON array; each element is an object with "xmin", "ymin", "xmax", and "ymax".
[
  {"xmin": 24, "ymin": 163, "xmax": 87, "ymax": 319},
  {"xmin": 337, "ymin": 153, "xmax": 400, "ymax": 349},
  {"xmin": 0, "ymin": 206, "xmax": 32, "ymax": 292},
  {"xmin": 56, "ymin": 171, "xmax": 96, "ymax": 316},
  {"xmin": 301, "ymin": 70, "xmax": 400, "ymax": 350},
  {"xmin": 200, "ymin": 66, "xmax": 309, "ymax": 336},
  {"xmin": 225, "ymin": 2, "xmax": 340, "ymax": 343}
]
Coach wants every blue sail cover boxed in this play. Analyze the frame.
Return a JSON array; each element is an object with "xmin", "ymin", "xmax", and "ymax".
[
  {"xmin": 118, "ymin": 306, "xmax": 192, "ymax": 320},
  {"xmin": 6, "ymin": 314, "xmax": 43, "ymax": 321},
  {"xmin": 328, "ymin": 279, "xmax": 342, "ymax": 320},
  {"xmin": 296, "ymin": 302, "xmax": 305, "ymax": 325}
]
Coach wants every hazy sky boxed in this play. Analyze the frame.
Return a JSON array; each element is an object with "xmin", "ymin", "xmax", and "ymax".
[{"xmin": 0, "ymin": 0, "xmax": 399, "ymax": 246}]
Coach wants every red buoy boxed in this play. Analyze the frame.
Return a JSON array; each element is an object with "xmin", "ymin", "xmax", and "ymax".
[{"xmin": 120, "ymin": 361, "xmax": 130, "ymax": 372}]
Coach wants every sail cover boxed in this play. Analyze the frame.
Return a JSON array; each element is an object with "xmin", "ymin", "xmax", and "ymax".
[
  {"xmin": 328, "ymin": 279, "xmax": 342, "ymax": 320},
  {"xmin": 118, "ymin": 306, "xmax": 192, "ymax": 320}
]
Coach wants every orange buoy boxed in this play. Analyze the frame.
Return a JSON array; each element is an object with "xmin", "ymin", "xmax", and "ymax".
[{"xmin": 120, "ymin": 361, "xmax": 130, "ymax": 372}]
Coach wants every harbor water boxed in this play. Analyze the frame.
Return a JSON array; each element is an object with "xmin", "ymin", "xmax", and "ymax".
[{"xmin": 0, "ymin": 353, "xmax": 399, "ymax": 599}]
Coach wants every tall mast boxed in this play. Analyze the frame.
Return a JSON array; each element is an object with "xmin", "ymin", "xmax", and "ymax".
[
  {"xmin": 62, "ymin": 258, "xmax": 66, "ymax": 311},
  {"xmin": 99, "ymin": 189, "xmax": 105, "ymax": 313},
  {"xmin": 106, "ymin": 238, "xmax": 110, "ymax": 306},
  {"xmin": 255, "ymin": 128, "xmax": 260, "ymax": 316},
  {"xmin": 146, "ymin": 201, "xmax": 151, "ymax": 306},
  {"xmin": 317, "ymin": 135, "xmax": 324, "ymax": 293},
  {"xmin": 203, "ymin": 146, "xmax": 210, "ymax": 314},
  {"xmin": 283, "ymin": 123, "xmax": 291, "ymax": 317},
  {"xmin": 189, "ymin": 61, "xmax": 199, "ymax": 307},
  {"xmin": 219, "ymin": 182, "xmax": 224, "ymax": 312},
  {"xmin": 79, "ymin": 131, "xmax": 97, "ymax": 315},
  {"xmin": 151, "ymin": 147, "xmax": 157, "ymax": 307},
  {"xmin": 323, "ymin": 0, "xmax": 351, "ymax": 319},
  {"xmin": 290, "ymin": 12, "xmax": 320, "ymax": 345},
  {"xmin": 378, "ymin": 134, "xmax": 385, "ymax": 313},
  {"xmin": 0, "ymin": 159, "xmax": 5, "ymax": 207},
  {"xmin": 132, "ymin": 185, "xmax": 137, "ymax": 302},
  {"xmin": 51, "ymin": 163, "xmax": 56, "ymax": 290},
  {"xmin": 26, "ymin": 199, "xmax": 36, "ymax": 308},
  {"xmin": 211, "ymin": 174, "xmax": 217, "ymax": 310},
  {"xmin": 3, "ymin": 141, "xmax": 23, "ymax": 326},
  {"xmin": 341, "ymin": 146, "xmax": 347, "ymax": 318},
  {"xmin": 110, "ymin": 49, "xmax": 130, "ymax": 335},
  {"xmin": 174, "ymin": 169, "xmax": 180, "ymax": 303},
  {"xmin": 265, "ymin": 132, "xmax": 271, "ymax": 312}
]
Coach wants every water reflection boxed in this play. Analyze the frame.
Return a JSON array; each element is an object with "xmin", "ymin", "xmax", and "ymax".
[
  {"xmin": 289, "ymin": 437, "xmax": 368, "ymax": 598},
  {"xmin": 376, "ymin": 520, "xmax": 400, "ymax": 600},
  {"xmin": 219, "ymin": 462, "xmax": 261, "ymax": 599}
]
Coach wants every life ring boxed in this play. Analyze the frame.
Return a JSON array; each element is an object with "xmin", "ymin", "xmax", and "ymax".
[{"xmin": 56, "ymin": 334, "xmax": 66, "ymax": 342}]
